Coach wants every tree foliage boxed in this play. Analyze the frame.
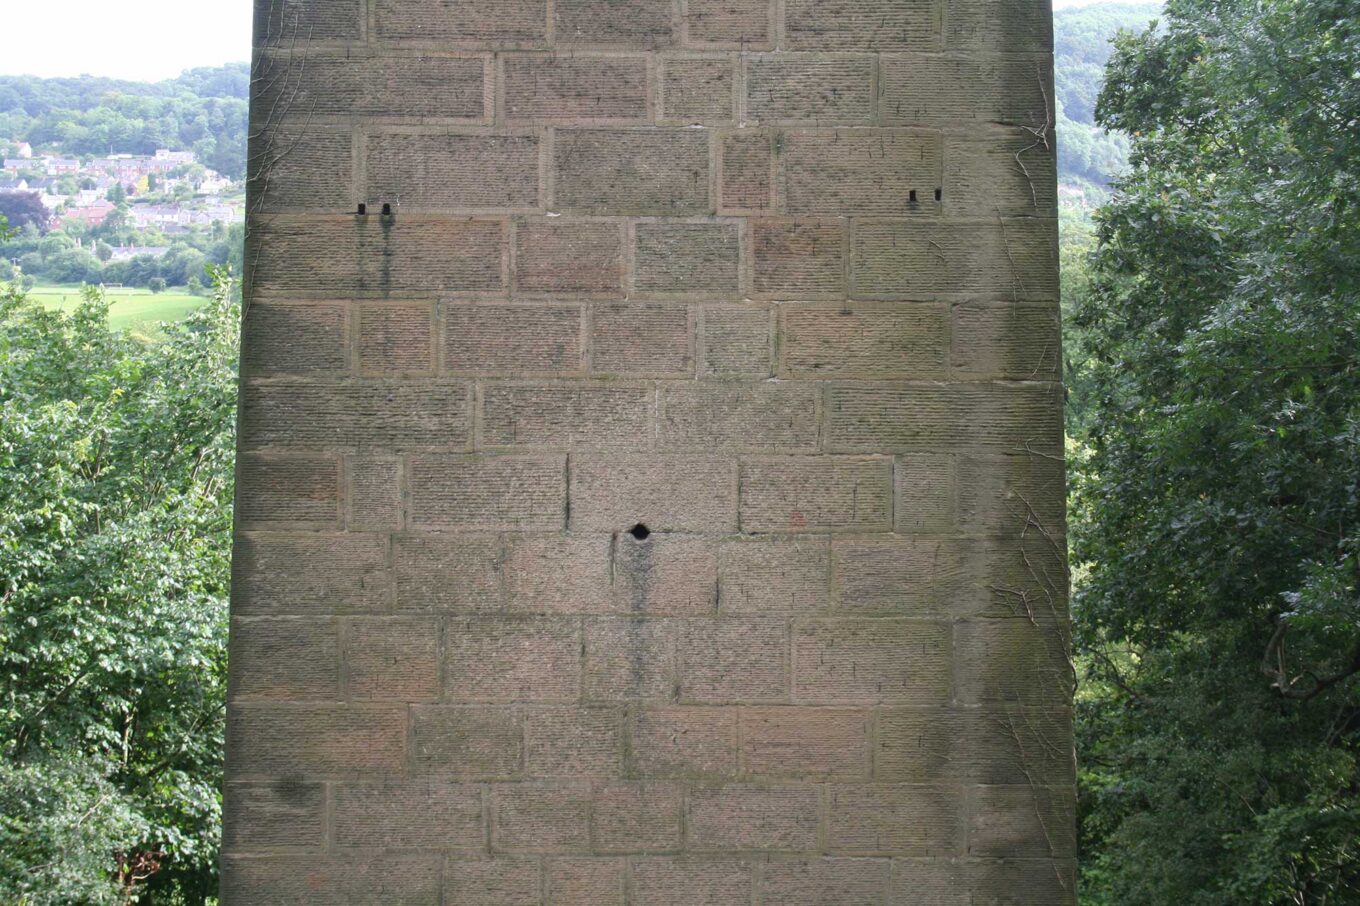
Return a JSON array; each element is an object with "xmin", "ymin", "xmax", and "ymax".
[
  {"xmin": 1072, "ymin": 0, "xmax": 1360, "ymax": 901},
  {"xmin": 1053, "ymin": 2, "xmax": 1159, "ymax": 186},
  {"xmin": 0, "ymin": 274, "xmax": 239, "ymax": 903},
  {"xmin": 0, "ymin": 66, "xmax": 249, "ymax": 179}
]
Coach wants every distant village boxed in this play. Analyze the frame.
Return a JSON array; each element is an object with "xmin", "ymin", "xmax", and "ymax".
[{"xmin": 1, "ymin": 141, "xmax": 243, "ymax": 255}]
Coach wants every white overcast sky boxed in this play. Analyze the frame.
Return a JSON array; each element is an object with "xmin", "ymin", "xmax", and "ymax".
[{"xmin": 3, "ymin": 0, "xmax": 1151, "ymax": 82}]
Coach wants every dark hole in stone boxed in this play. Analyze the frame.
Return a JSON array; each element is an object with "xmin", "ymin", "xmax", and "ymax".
[
  {"xmin": 909, "ymin": 189, "xmax": 918, "ymax": 203},
  {"xmin": 356, "ymin": 203, "xmax": 367, "ymax": 215},
  {"xmin": 381, "ymin": 203, "xmax": 393, "ymax": 216},
  {"xmin": 628, "ymin": 523, "xmax": 651, "ymax": 540},
  {"xmin": 934, "ymin": 188, "xmax": 942, "ymax": 202}
]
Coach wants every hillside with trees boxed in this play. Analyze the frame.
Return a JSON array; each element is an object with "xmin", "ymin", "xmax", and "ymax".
[{"xmin": 0, "ymin": 65, "xmax": 248, "ymax": 181}]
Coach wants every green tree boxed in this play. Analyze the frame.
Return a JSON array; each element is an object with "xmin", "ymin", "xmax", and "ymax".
[
  {"xmin": 0, "ymin": 274, "xmax": 239, "ymax": 903},
  {"xmin": 1072, "ymin": 0, "xmax": 1360, "ymax": 902}
]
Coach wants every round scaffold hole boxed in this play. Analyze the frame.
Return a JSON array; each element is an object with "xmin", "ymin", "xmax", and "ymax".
[{"xmin": 628, "ymin": 523, "xmax": 651, "ymax": 540}]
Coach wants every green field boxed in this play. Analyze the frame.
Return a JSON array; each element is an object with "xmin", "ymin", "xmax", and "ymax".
[{"xmin": 28, "ymin": 283, "xmax": 204, "ymax": 336}]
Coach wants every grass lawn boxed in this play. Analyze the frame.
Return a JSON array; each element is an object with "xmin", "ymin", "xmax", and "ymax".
[{"xmin": 28, "ymin": 283, "xmax": 205, "ymax": 337}]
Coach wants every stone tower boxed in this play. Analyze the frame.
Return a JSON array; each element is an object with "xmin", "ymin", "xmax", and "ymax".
[{"xmin": 223, "ymin": 0, "xmax": 1073, "ymax": 901}]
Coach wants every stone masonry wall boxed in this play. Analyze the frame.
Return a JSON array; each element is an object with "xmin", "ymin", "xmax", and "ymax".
[{"xmin": 223, "ymin": 0, "xmax": 1074, "ymax": 901}]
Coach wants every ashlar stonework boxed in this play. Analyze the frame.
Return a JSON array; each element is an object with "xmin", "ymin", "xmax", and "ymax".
[{"xmin": 225, "ymin": 0, "xmax": 1074, "ymax": 901}]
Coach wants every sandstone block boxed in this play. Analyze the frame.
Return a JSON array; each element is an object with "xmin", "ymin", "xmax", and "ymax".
[
  {"xmin": 505, "ymin": 55, "xmax": 650, "ymax": 122},
  {"xmin": 739, "ymin": 456, "xmax": 893, "ymax": 533},
  {"xmin": 944, "ymin": 128, "xmax": 1057, "ymax": 218},
  {"xmin": 782, "ymin": 128, "xmax": 942, "ymax": 214},
  {"xmin": 629, "ymin": 707, "xmax": 739, "ymax": 778},
  {"xmin": 356, "ymin": 302, "xmax": 434, "ymax": 375},
  {"xmin": 235, "ymin": 454, "xmax": 339, "ymax": 529},
  {"xmin": 824, "ymin": 382, "xmax": 1064, "ymax": 454},
  {"xmin": 347, "ymin": 455, "xmax": 402, "ymax": 530},
  {"xmin": 409, "ymin": 454, "xmax": 566, "ymax": 530},
  {"xmin": 249, "ymin": 215, "xmax": 505, "ymax": 296},
  {"xmin": 792, "ymin": 618, "xmax": 951, "ymax": 703},
  {"xmin": 700, "ymin": 306, "xmax": 772, "ymax": 377},
  {"xmin": 660, "ymin": 57, "xmax": 735, "ymax": 123},
  {"xmin": 445, "ymin": 303, "xmax": 584, "ymax": 374},
  {"xmin": 393, "ymin": 534, "xmax": 505, "ymax": 611},
  {"xmin": 515, "ymin": 221, "xmax": 624, "ymax": 294},
  {"xmin": 241, "ymin": 380, "xmax": 471, "ymax": 451},
  {"xmin": 950, "ymin": 302, "xmax": 1062, "ymax": 380},
  {"xmin": 241, "ymin": 301, "xmax": 348, "ymax": 375},
  {"xmin": 547, "ymin": 858, "xmax": 625, "ymax": 905},
  {"xmin": 247, "ymin": 129, "xmax": 354, "ymax": 212},
  {"xmin": 718, "ymin": 538, "xmax": 832, "ymax": 614},
  {"xmin": 759, "ymin": 858, "xmax": 891, "ymax": 905},
  {"xmin": 555, "ymin": 0, "xmax": 674, "ymax": 47},
  {"xmin": 658, "ymin": 383, "xmax": 818, "ymax": 452},
  {"xmin": 445, "ymin": 857, "xmax": 544, "ymax": 905},
  {"xmin": 967, "ymin": 785, "xmax": 1076, "ymax": 858},
  {"xmin": 412, "ymin": 705, "xmax": 524, "ymax": 779},
  {"xmin": 634, "ymin": 221, "xmax": 740, "ymax": 295},
  {"xmin": 525, "ymin": 706, "xmax": 626, "ymax": 777},
  {"xmin": 332, "ymin": 780, "xmax": 484, "ymax": 849},
  {"xmin": 554, "ymin": 129, "xmax": 711, "ymax": 215},
  {"xmin": 583, "ymin": 618, "xmax": 676, "ymax": 700},
  {"xmin": 443, "ymin": 617, "xmax": 582, "ymax": 702},
  {"xmin": 592, "ymin": 782, "xmax": 684, "ymax": 852},
  {"xmin": 784, "ymin": 0, "xmax": 941, "ymax": 50},
  {"xmin": 220, "ymin": 856, "xmax": 441, "ymax": 904},
  {"xmin": 684, "ymin": 0, "xmax": 772, "ymax": 48},
  {"xmin": 631, "ymin": 858, "xmax": 754, "ymax": 906},
  {"xmin": 222, "ymin": 781, "xmax": 326, "ymax": 850},
  {"xmin": 780, "ymin": 304, "xmax": 948, "ymax": 378},
  {"xmin": 827, "ymin": 784, "xmax": 962, "ymax": 854},
  {"xmin": 492, "ymin": 782, "xmax": 592, "ymax": 851},
  {"xmin": 687, "ymin": 785, "xmax": 820, "ymax": 851},
  {"xmin": 718, "ymin": 131, "xmax": 773, "ymax": 212},
  {"xmin": 677, "ymin": 618, "xmax": 787, "ymax": 702},
  {"xmin": 226, "ymin": 703, "xmax": 407, "ymax": 779},
  {"xmin": 482, "ymin": 382, "xmax": 653, "ymax": 451},
  {"xmin": 343, "ymin": 616, "xmax": 439, "ymax": 701},
  {"xmin": 880, "ymin": 55, "xmax": 1053, "ymax": 126},
  {"xmin": 741, "ymin": 707, "xmax": 870, "ymax": 778},
  {"xmin": 231, "ymin": 533, "xmax": 390, "ymax": 615},
  {"xmin": 374, "ymin": 0, "xmax": 548, "ymax": 46},
  {"xmin": 611, "ymin": 534, "xmax": 719, "ymax": 615},
  {"xmin": 750, "ymin": 218, "xmax": 846, "ymax": 299},
  {"xmin": 228, "ymin": 618, "xmax": 339, "ymax": 700},
  {"xmin": 366, "ymin": 132, "xmax": 541, "ymax": 210},
  {"xmin": 850, "ymin": 218, "xmax": 1058, "ymax": 298},
  {"xmin": 591, "ymin": 303, "xmax": 694, "ymax": 376},
  {"xmin": 506, "ymin": 534, "xmax": 614, "ymax": 613},
  {"xmin": 743, "ymin": 56, "xmax": 874, "ymax": 124},
  {"xmin": 253, "ymin": 52, "xmax": 487, "ymax": 121},
  {"xmin": 256, "ymin": 0, "xmax": 362, "ymax": 44},
  {"xmin": 570, "ymin": 454, "xmax": 737, "ymax": 533}
]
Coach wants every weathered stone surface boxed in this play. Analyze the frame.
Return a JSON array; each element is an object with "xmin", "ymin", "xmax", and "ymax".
[
  {"xmin": 684, "ymin": 0, "xmax": 772, "ymax": 48},
  {"xmin": 634, "ymin": 221, "xmax": 740, "ymax": 295},
  {"xmin": 750, "ymin": 218, "xmax": 846, "ymax": 299},
  {"xmin": 375, "ymin": 0, "xmax": 548, "ymax": 46},
  {"xmin": 516, "ymin": 221, "xmax": 624, "ymax": 294},
  {"xmin": 785, "ymin": 0, "xmax": 941, "ymax": 50},
  {"xmin": 445, "ymin": 303, "xmax": 584, "ymax": 374},
  {"xmin": 366, "ymin": 131, "xmax": 541, "ymax": 210},
  {"xmin": 230, "ymin": 0, "xmax": 1071, "ymax": 896},
  {"xmin": 409, "ymin": 454, "xmax": 566, "ymax": 530},
  {"xmin": 744, "ymin": 56, "xmax": 875, "ymax": 124},
  {"xmin": 249, "ymin": 215, "xmax": 505, "ymax": 297},
  {"xmin": 505, "ymin": 56, "xmax": 650, "ymax": 122},
  {"xmin": 661, "ymin": 58, "xmax": 735, "ymax": 123},
  {"xmin": 850, "ymin": 218, "xmax": 1058, "ymax": 298},
  {"xmin": 571, "ymin": 455, "xmax": 737, "ymax": 532},
  {"xmin": 253, "ymin": 52, "xmax": 488, "ymax": 121},
  {"xmin": 554, "ymin": 129, "xmax": 711, "ymax": 215},
  {"xmin": 700, "ymin": 306, "xmax": 772, "ymax": 376},
  {"xmin": 792, "ymin": 618, "xmax": 952, "ymax": 703}
]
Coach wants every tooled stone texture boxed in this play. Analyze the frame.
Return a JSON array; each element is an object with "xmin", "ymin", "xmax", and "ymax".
[{"xmin": 227, "ymin": 0, "xmax": 1070, "ymax": 900}]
